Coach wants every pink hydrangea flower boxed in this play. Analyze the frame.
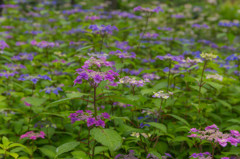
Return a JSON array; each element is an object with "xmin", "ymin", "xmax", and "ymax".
[{"xmin": 20, "ymin": 131, "xmax": 45, "ymax": 140}]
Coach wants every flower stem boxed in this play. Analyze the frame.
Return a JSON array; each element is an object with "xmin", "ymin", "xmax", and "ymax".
[
  {"xmin": 167, "ymin": 59, "xmax": 172, "ymax": 91},
  {"xmin": 198, "ymin": 60, "xmax": 207, "ymax": 113},
  {"xmin": 93, "ymin": 87, "xmax": 97, "ymax": 117}
]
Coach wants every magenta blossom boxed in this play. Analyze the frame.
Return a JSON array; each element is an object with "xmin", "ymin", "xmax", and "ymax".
[{"xmin": 20, "ymin": 131, "xmax": 45, "ymax": 140}]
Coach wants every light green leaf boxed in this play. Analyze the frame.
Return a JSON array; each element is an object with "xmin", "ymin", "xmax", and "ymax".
[
  {"xmin": 168, "ymin": 114, "xmax": 190, "ymax": 126},
  {"xmin": 147, "ymin": 122, "xmax": 167, "ymax": 133},
  {"xmin": 91, "ymin": 128, "xmax": 122, "ymax": 152},
  {"xmin": 56, "ymin": 141, "xmax": 80, "ymax": 157}
]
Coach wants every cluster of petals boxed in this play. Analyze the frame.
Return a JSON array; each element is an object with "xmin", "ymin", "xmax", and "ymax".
[
  {"xmin": 156, "ymin": 54, "xmax": 184, "ymax": 62},
  {"xmin": 118, "ymin": 76, "xmax": 148, "ymax": 87},
  {"xmin": 0, "ymin": 40, "xmax": 9, "ymax": 50},
  {"xmin": 12, "ymin": 52, "xmax": 34, "ymax": 61},
  {"xmin": 82, "ymin": 57, "xmax": 113, "ymax": 69},
  {"xmin": 0, "ymin": 71, "xmax": 18, "ymax": 78},
  {"xmin": 189, "ymin": 152, "xmax": 211, "ymax": 159},
  {"xmin": 31, "ymin": 40, "xmax": 59, "ymax": 48},
  {"xmin": 20, "ymin": 131, "xmax": 45, "ymax": 140},
  {"xmin": 18, "ymin": 74, "xmax": 51, "ymax": 84},
  {"xmin": 188, "ymin": 124, "xmax": 240, "ymax": 147},
  {"xmin": 68, "ymin": 110, "xmax": 110, "ymax": 128},
  {"xmin": 89, "ymin": 24, "xmax": 118, "ymax": 35},
  {"xmin": 133, "ymin": 6, "xmax": 163, "ymax": 13},
  {"xmin": 140, "ymin": 32, "xmax": 159, "ymax": 39},
  {"xmin": 206, "ymin": 74, "xmax": 223, "ymax": 81},
  {"xmin": 152, "ymin": 90, "xmax": 173, "ymax": 99},
  {"xmin": 74, "ymin": 69, "xmax": 118, "ymax": 86},
  {"xmin": 109, "ymin": 50, "xmax": 136, "ymax": 59}
]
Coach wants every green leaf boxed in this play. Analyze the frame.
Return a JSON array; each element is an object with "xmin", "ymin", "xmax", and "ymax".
[
  {"xmin": 2, "ymin": 136, "xmax": 10, "ymax": 148},
  {"xmin": 94, "ymin": 146, "xmax": 109, "ymax": 155},
  {"xmin": 90, "ymin": 128, "xmax": 122, "ymax": 152},
  {"xmin": 39, "ymin": 145, "xmax": 56, "ymax": 158},
  {"xmin": 24, "ymin": 97, "xmax": 46, "ymax": 106},
  {"xmin": 55, "ymin": 141, "xmax": 80, "ymax": 157},
  {"xmin": 216, "ymin": 99, "xmax": 232, "ymax": 110},
  {"xmin": 71, "ymin": 151, "xmax": 89, "ymax": 159},
  {"xmin": 147, "ymin": 122, "xmax": 167, "ymax": 133},
  {"xmin": 168, "ymin": 114, "xmax": 190, "ymax": 126},
  {"xmin": 48, "ymin": 93, "xmax": 89, "ymax": 107}
]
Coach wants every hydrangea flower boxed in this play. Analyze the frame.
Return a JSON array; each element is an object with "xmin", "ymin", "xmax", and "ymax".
[
  {"xmin": 68, "ymin": 110, "xmax": 110, "ymax": 128},
  {"xmin": 109, "ymin": 50, "xmax": 136, "ymax": 59},
  {"xmin": 12, "ymin": 53, "xmax": 35, "ymax": 61},
  {"xmin": 18, "ymin": 74, "xmax": 51, "ymax": 84},
  {"xmin": 118, "ymin": 76, "xmax": 148, "ymax": 87},
  {"xmin": 0, "ymin": 40, "xmax": 9, "ymax": 50},
  {"xmin": 133, "ymin": 6, "xmax": 163, "ymax": 13},
  {"xmin": 200, "ymin": 52, "xmax": 217, "ymax": 61},
  {"xmin": 188, "ymin": 125, "xmax": 240, "ymax": 147},
  {"xmin": 206, "ymin": 74, "xmax": 223, "ymax": 81},
  {"xmin": 0, "ymin": 71, "xmax": 18, "ymax": 78},
  {"xmin": 189, "ymin": 152, "xmax": 211, "ymax": 158},
  {"xmin": 156, "ymin": 54, "xmax": 184, "ymax": 62},
  {"xmin": 20, "ymin": 131, "xmax": 45, "ymax": 140},
  {"xmin": 152, "ymin": 90, "xmax": 173, "ymax": 99},
  {"xmin": 40, "ymin": 86, "xmax": 63, "ymax": 95},
  {"xmin": 31, "ymin": 40, "xmax": 59, "ymax": 48},
  {"xmin": 89, "ymin": 24, "xmax": 118, "ymax": 35}
]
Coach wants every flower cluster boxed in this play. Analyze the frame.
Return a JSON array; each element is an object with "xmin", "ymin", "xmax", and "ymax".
[
  {"xmin": 111, "ymin": 11, "xmax": 142, "ymax": 19},
  {"xmin": 130, "ymin": 132, "xmax": 151, "ymax": 138},
  {"xmin": 0, "ymin": 71, "xmax": 18, "ymax": 78},
  {"xmin": 0, "ymin": 40, "xmax": 9, "ymax": 50},
  {"xmin": 113, "ymin": 102, "xmax": 132, "ymax": 108},
  {"xmin": 109, "ymin": 50, "xmax": 136, "ymax": 59},
  {"xmin": 156, "ymin": 54, "xmax": 184, "ymax": 62},
  {"xmin": 69, "ymin": 110, "xmax": 110, "ymax": 128},
  {"xmin": 115, "ymin": 41, "xmax": 132, "ymax": 51},
  {"xmin": 192, "ymin": 24, "xmax": 210, "ymax": 29},
  {"xmin": 40, "ymin": 86, "xmax": 63, "ymax": 95},
  {"xmin": 171, "ymin": 14, "xmax": 185, "ymax": 18},
  {"xmin": 89, "ymin": 25, "xmax": 118, "ymax": 35},
  {"xmin": 188, "ymin": 124, "xmax": 240, "ymax": 147},
  {"xmin": 4, "ymin": 63, "xmax": 26, "ymax": 71},
  {"xmin": 20, "ymin": 131, "xmax": 45, "ymax": 140},
  {"xmin": 152, "ymin": 90, "xmax": 173, "ymax": 99},
  {"xmin": 158, "ymin": 27, "xmax": 173, "ymax": 31},
  {"xmin": 219, "ymin": 21, "xmax": 239, "ymax": 27},
  {"xmin": 82, "ymin": 57, "xmax": 113, "ymax": 69},
  {"xmin": 140, "ymin": 33, "xmax": 159, "ymax": 39},
  {"xmin": 200, "ymin": 52, "xmax": 217, "ymax": 61},
  {"xmin": 85, "ymin": 15, "xmax": 100, "ymax": 21},
  {"xmin": 206, "ymin": 74, "xmax": 223, "ymax": 81},
  {"xmin": 31, "ymin": 40, "xmax": 59, "ymax": 48},
  {"xmin": 133, "ymin": 6, "xmax": 163, "ymax": 13},
  {"xmin": 18, "ymin": 74, "xmax": 51, "ymax": 84},
  {"xmin": 74, "ymin": 69, "xmax": 118, "ymax": 86},
  {"xmin": 118, "ymin": 76, "xmax": 148, "ymax": 87},
  {"xmin": 142, "ymin": 73, "xmax": 160, "ymax": 81},
  {"xmin": 12, "ymin": 53, "xmax": 35, "ymax": 61},
  {"xmin": 189, "ymin": 152, "xmax": 211, "ymax": 159},
  {"xmin": 115, "ymin": 150, "xmax": 138, "ymax": 159}
]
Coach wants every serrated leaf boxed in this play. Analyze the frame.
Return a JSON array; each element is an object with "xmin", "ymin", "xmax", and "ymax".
[
  {"xmin": 168, "ymin": 114, "xmax": 190, "ymax": 126},
  {"xmin": 90, "ymin": 128, "xmax": 122, "ymax": 152},
  {"xmin": 39, "ymin": 145, "xmax": 56, "ymax": 158},
  {"xmin": 148, "ymin": 122, "xmax": 167, "ymax": 133},
  {"xmin": 25, "ymin": 97, "xmax": 46, "ymax": 106},
  {"xmin": 56, "ymin": 141, "xmax": 80, "ymax": 157}
]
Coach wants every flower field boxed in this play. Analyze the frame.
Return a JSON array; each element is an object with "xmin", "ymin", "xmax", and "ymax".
[{"xmin": 0, "ymin": 0, "xmax": 240, "ymax": 158}]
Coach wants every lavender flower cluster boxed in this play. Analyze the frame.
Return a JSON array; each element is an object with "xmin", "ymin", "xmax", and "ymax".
[
  {"xmin": 69, "ymin": 110, "xmax": 110, "ymax": 128},
  {"xmin": 188, "ymin": 124, "xmax": 240, "ymax": 147}
]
